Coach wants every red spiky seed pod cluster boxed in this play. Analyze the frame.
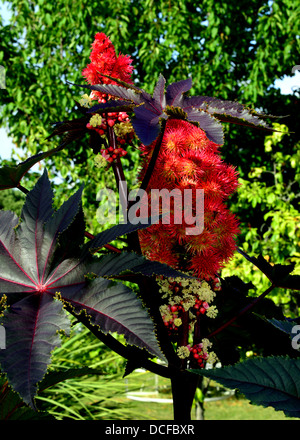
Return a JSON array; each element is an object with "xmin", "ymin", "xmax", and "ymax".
[{"xmin": 138, "ymin": 118, "xmax": 240, "ymax": 281}]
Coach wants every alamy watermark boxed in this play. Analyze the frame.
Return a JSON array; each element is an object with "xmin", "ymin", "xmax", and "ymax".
[
  {"xmin": 0, "ymin": 65, "xmax": 6, "ymax": 89},
  {"xmin": 96, "ymin": 182, "xmax": 204, "ymax": 235},
  {"xmin": 291, "ymin": 325, "xmax": 300, "ymax": 350},
  {"xmin": 0, "ymin": 325, "xmax": 5, "ymax": 349},
  {"xmin": 292, "ymin": 65, "xmax": 300, "ymax": 74}
]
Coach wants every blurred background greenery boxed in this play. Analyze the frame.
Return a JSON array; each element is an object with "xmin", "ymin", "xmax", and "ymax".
[{"xmin": 0, "ymin": 0, "xmax": 299, "ymax": 419}]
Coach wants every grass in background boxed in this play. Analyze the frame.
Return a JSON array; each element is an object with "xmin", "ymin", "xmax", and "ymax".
[
  {"xmin": 126, "ymin": 396, "xmax": 298, "ymax": 420},
  {"xmin": 29, "ymin": 319, "xmax": 299, "ymax": 421},
  {"xmin": 122, "ymin": 370, "xmax": 299, "ymax": 421}
]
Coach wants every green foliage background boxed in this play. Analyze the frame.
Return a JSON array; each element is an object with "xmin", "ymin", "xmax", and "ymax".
[{"xmin": 0, "ymin": 1, "xmax": 299, "ymax": 306}]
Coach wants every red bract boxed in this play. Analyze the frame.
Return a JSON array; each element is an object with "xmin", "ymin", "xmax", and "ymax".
[
  {"xmin": 82, "ymin": 33, "xmax": 135, "ymax": 160},
  {"xmin": 82, "ymin": 32, "xmax": 134, "ymax": 98},
  {"xmin": 138, "ymin": 119, "xmax": 240, "ymax": 281}
]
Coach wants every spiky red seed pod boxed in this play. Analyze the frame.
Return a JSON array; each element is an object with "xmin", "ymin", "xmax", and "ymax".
[{"xmin": 138, "ymin": 118, "xmax": 240, "ymax": 281}]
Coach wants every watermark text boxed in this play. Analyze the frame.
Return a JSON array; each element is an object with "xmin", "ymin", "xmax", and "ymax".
[
  {"xmin": 291, "ymin": 325, "xmax": 300, "ymax": 350},
  {"xmin": 0, "ymin": 325, "xmax": 6, "ymax": 349},
  {"xmin": 96, "ymin": 182, "xmax": 204, "ymax": 235}
]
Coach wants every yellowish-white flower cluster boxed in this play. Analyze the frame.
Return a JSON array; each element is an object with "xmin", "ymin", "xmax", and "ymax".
[
  {"xmin": 94, "ymin": 154, "xmax": 108, "ymax": 169},
  {"xmin": 177, "ymin": 345, "xmax": 191, "ymax": 359},
  {"xmin": 206, "ymin": 305, "xmax": 218, "ymax": 318},
  {"xmin": 207, "ymin": 351, "xmax": 218, "ymax": 365},
  {"xmin": 89, "ymin": 114, "xmax": 103, "ymax": 127},
  {"xmin": 157, "ymin": 275, "xmax": 218, "ymax": 317},
  {"xmin": 201, "ymin": 338, "xmax": 212, "ymax": 352},
  {"xmin": 157, "ymin": 275, "xmax": 219, "ymax": 368},
  {"xmin": 174, "ymin": 318, "xmax": 182, "ymax": 327},
  {"xmin": 113, "ymin": 121, "xmax": 134, "ymax": 137},
  {"xmin": 79, "ymin": 93, "xmax": 94, "ymax": 108},
  {"xmin": 176, "ymin": 338, "xmax": 218, "ymax": 366}
]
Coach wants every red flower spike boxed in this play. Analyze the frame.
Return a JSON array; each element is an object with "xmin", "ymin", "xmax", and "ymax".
[
  {"xmin": 82, "ymin": 33, "xmax": 134, "ymax": 103},
  {"xmin": 138, "ymin": 118, "xmax": 240, "ymax": 281}
]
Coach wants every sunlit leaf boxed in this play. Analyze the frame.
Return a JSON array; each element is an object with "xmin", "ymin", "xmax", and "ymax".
[{"xmin": 0, "ymin": 147, "xmax": 64, "ymax": 191}]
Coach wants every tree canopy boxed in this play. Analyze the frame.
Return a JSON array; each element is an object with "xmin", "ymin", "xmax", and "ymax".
[{"xmin": 1, "ymin": 0, "xmax": 299, "ymax": 150}]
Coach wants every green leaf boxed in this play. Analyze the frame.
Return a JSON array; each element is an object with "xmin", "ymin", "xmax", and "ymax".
[
  {"xmin": 193, "ymin": 356, "xmax": 300, "ymax": 418},
  {"xmin": 0, "ymin": 146, "xmax": 65, "ymax": 191}
]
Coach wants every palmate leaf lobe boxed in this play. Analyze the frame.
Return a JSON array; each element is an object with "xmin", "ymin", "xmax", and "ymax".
[
  {"xmin": 68, "ymin": 74, "xmax": 279, "ymax": 147},
  {"xmin": 0, "ymin": 169, "xmax": 171, "ymax": 407}
]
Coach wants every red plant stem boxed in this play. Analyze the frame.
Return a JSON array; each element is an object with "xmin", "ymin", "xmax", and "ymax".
[
  {"xmin": 139, "ymin": 120, "xmax": 167, "ymax": 192},
  {"xmin": 17, "ymin": 184, "xmax": 29, "ymax": 194},
  {"xmin": 107, "ymin": 124, "xmax": 128, "ymax": 217},
  {"xmin": 84, "ymin": 231, "xmax": 121, "ymax": 253},
  {"xmin": 178, "ymin": 310, "xmax": 190, "ymax": 369},
  {"xmin": 207, "ymin": 284, "xmax": 275, "ymax": 339},
  {"xmin": 193, "ymin": 314, "xmax": 202, "ymax": 345}
]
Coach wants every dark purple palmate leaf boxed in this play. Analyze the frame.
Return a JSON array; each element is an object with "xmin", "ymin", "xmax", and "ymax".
[
  {"xmin": 87, "ymin": 99, "xmax": 135, "ymax": 114},
  {"xmin": 68, "ymin": 81, "xmax": 143, "ymax": 105},
  {"xmin": 165, "ymin": 78, "xmax": 193, "ymax": 107},
  {"xmin": 184, "ymin": 109, "xmax": 224, "ymax": 145},
  {"xmin": 67, "ymin": 74, "xmax": 277, "ymax": 146},
  {"xmin": 0, "ymin": 293, "xmax": 70, "ymax": 409},
  {"xmin": 0, "ymin": 170, "xmax": 190, "ymax": 407},
  {"xmin": 151, "ymin": 73, "xmax": 166, "ymax": 113},
  {"xmin": 131, "ymin": 106, "xmax": 164, "ymax": 146}
]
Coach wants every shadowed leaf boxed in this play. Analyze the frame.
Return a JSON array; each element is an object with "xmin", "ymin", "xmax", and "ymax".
[{"xmin": 193, "ymin": 356, "xmax": 300, "ymax": 418}]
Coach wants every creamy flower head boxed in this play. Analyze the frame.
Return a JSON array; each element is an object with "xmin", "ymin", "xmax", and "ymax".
[
  {"xmin": 114, "ymin": 121, "xmax": 133, "ymax": 137},
  {"xmin": 206, "ymin": 305, "xmax": 218, "ymax": 318},
  {"xmin": 89, "ymin": 114, "xmax": 102, "ymax": 127},
  {"xmin": 174, "ymin": 318, "xmax": 182, "ymax": 327},
  {"xmin": 94, "ymin": 154, "xmax": 107, "ymax": 169},
  {"xmin": 177, "ymin": 346, "xmax": 190, "ymax": 359},
  {"xmin": 201, "ymin": 338, "xmax": 212, "ymax": 352},
  {"xmin": 79, "ymin": 93, "xmax": 93, "ymax": 108}
]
